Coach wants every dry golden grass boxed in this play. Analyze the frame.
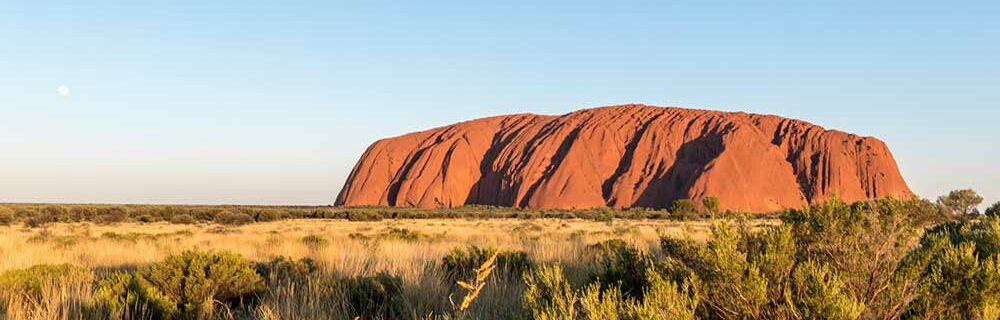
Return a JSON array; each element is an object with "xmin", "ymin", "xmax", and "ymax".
[
  {"xmin": 0, "ymin": 218, "xmax": 776, "ymax": 319},
  {"xmin": 0, "ymin": 219, "xmax": 758, "ymax": 274}
]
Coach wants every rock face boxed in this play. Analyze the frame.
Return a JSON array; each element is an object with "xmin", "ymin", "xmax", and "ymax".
[{"xmin": 336, "ymin": 105, "xmax": 913, "ymax": 212}]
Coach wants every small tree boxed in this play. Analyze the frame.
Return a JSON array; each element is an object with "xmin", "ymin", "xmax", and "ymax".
[
  {"xmin": 986, "ymin": 202, "xmax": 1000, "ymax": 218},
  {"xmin": 214, "ymin": 210, "xmax": 254, "ymax": 225},
  {"xmin": 169, "ymin": 214, "xmax": 195, "ymax": 224},
  {"xmin": 0, "ymin": 207, "xmax": 15, "ymax": 226},
  {"xmin": 670, "ymin": 199, "xmax": 699, "ymax": 220},
  {"xmin": 598, "ymin": 207, "xmax": 615, "ymax": 226},
  {"xmin": 702, "ymin": 196, "xmax": 721, "ymax": 217},
  {"xmin": 938, "ymin": 189, "xmax": 984, "ymax": 217}
]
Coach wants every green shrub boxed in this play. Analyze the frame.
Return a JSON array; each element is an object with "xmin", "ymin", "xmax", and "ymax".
[
  {"xmin": 53, "ymin": 235, "xmax": 81, "ymax": 248},
  {"xmin": 780, "ymin": 198, "xmax": 929, "ymax": 318},
  {"xmin": 94, "ymin": 272, "xmax": 179, "ymax": 319},
  {"xmin": 345, "ymin": 209, "xmax": 384, "ymax": 221},
  {"xmin": 669, "ymin": 199, "xmax": 699, "ymax": 220},
  {"xmin": 900, "ymin": 219, "xmax": 1000, "ymax": 319},
  {"xmin": 337, "ymin": 273, "xmax": 406, "ymax": 319},
  {"xmin": 659, "ymin": 236, "xmax": 702, "ymax": 267},
  {"xmin": 524, "ymin": 264, "xmax": 698, "ymax": 320},
  {"xmin": 214, "ymin": 210, "xmax": 254, "ymax": 225},
  {"xmin": 95, "ymin": 206, "xmax": 129, "ymax": 224},
  {"xmin": 101, "ymin": 232, "xmax": 147, "ymax": 243},
  {"xmin": 442, "ymin": 246, "xmax": 532, "ymax": 280},
  {"xmin": 523, "ymin": 264, "xmax": 578, "ymax": 320},
  {"xmin": 578, "ymin": 283, "xmax": 622, "ymax": 320},
  {"xmin": 42, "ymin": 205, "xmax": 72, "ymax": 222},
  {"xmin": 0, "ymin": 207, "xmax": 15, "ymax": 226},
  {"xmin": 702, "ymin": 196, "xmax": 721, "ymax": 217},
  {"xmin": 0, "ymin": 264, "xmax": 92, "ymax": 300},
  {"xmin": 623, "ymin": 270, "xmax": 698, "ymax": 320},
  {"xmin": 255, "ymin": 256, "xmax": 320, "ymax": 286},
  {"xmin": 255, "ymin": 209, "xmax": 284, "ymax": 222},
  {"xmin": 24, "ymin": 215, "xmax": 51, "ymax": 228},
  {"xmin": 170, "ymin": 214, "xmax": 196, "ymax": 224},
  {"xmin": 595, "ymin": 207, "xmax": 615, "ymax": 225},
  {"xmin": 192, "ymin": 208, "xmax": 216, "ymax": 221},
  {"xmin": 348, "ymin": 232, "xmax": 371, "ymax": 241},
  {"xmin": 300, "ymin": 234, "xmax": 329, "ymax": 249},
  {"xmin": 585, "ymin": 239, "xmax": 671, "ymax": 301},
  {"xmin": 987, "ymin": 202, "xmax": 1000, "ymax": 219},
  {"xmin": 645, "ymin": 198, "xmax": 983, "ymax": 319},
  {"xmin": 694, "ymin": 224, "xmax": 769, "ymax": 319},
  {"xmin": 380, "ymin": 227, "xmax": 427, "ymax": 241},
  {"xmin": 789, "ymin": 260, "xmax": 864, "ymax": 320},
  {"xmin": 70, "ymin": 206, "xmax": 97, "ymax": 221},
  {"xmin": 121, "ymin": 250, "xmax": 265, "ymax": 318}
]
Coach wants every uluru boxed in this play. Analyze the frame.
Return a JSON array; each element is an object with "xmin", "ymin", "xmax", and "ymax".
[{"xmin": 336, "ymin": 104, "xmax": 913, "ymax": 212}]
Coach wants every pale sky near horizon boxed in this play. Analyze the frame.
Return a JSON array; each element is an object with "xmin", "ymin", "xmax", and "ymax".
[{"xmin": 1, "ymin": 1, "xmax": 997, "ymax": 206}]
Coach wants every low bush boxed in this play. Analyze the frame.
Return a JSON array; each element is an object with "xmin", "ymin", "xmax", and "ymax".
[
  {"xmin": 169, "ymin": 213, "xmax": 195, "ymax": 224},
  {"xmin": 0, "ymin": 207, "xmax": 16, "ymax": 226},
  {"xmin": 101, "ymin": 232, "xmax": 148, "ymax": 243},
  {"xmin": 635, "ymin": 198, "xmax": 1000, "ymax": 319},
  {"xmin": 0, "ymin": 264, "xmax": 95, "ymax": 319},
  {"xmin": 380, "ymin": 227, "xmax": 428, "ymax": 241},
  {"xmin": 94, "ymin": 272, "xmax": 179, "ymax": 319},
  {"xmin": 337, "ymin": 273, "xmax": 407, "ymax": 319},
  {"xmin": 255, "ymin": 256, "xmax": 320, "ymax": 286},
  {"xmin": 702, "ymin": 196, "xmax": 721, "ymax": 217},
  {"xmin": 523, "ymin": 264, "xmax": 698, "ymax": 320},
  {"xmin": 94, "ymin": 206, "xmax": 129, "ymax": 224},
  {"xmin": 0, "ymin": 264, "xmax": 93, "ymax": 300},
  {"xmin": 987, "ymin": 202, "xmax": 1000, "ymax": 219},
  {"xmin": 594, "ymin": 208, "xmax": 615, "ymax": 225},
  {"xmin": 214, "ymin": 210, "xmax": 254, "ymax": 225},
  {"xmin": 300, "ymin": 234, "xmax": 329, "ymax": 249},
  {"xmin": 899, "ymin": 218, "xmax": 1000, "ymax": 319},
  {"xmin": 255, "ymin": 209, "xmax": 284, "ymax": 222},
  {"xmin": 24, "ymin": 215, "xmax": 51, "ymax": 228},
  {"xmin": 98, "ymin": 250, "xmax": 264, "ymax": 319},
  {"xmin": 669, "ymin": 199, "xmax": 700, "ymax": 221},
  {"xmin": 789, "ymin": 260, "xmax": 865, "ymax": 319},
  {"xmin": 585, "ymin": 239, "xmax": 658, "ymax": 300},
  {"xmin": 42, "ymin": 206, "xmax": 73, "ymax": 222},
  {"xmin": 345, "ymin": 209, "xmax": 384, "ymax": 221},
  {"xmin": 523, "ymin": 264, "xmax": 578, "ymax": 320},
  {"xmin": 442, "ymin": 245, "xmax": 532, "ymax": 280}
]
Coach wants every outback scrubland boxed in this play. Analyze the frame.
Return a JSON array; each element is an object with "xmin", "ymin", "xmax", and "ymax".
[{"xmin": 1, "ymin": 193, "xmax": 1000, "ymax": 319}]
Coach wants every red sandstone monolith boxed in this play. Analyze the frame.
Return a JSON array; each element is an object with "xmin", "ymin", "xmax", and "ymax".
[{"xmin": 336, "ymin": 105, "xmax": 913, "ymax": 212}]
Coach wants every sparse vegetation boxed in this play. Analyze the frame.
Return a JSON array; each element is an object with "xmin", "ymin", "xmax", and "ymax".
[
  {"xmin": 986, "ymin": 201, "xmax": 1000, "ymax": 218},
  {"xmin": 1, "ymin": 193, "xmax": 999, "ymax": 319}
]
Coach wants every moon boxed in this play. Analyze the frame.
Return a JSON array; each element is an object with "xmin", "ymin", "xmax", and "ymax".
[{"xmin": 57, "ymin": 85, "xmax": 70, "ymax": 97}]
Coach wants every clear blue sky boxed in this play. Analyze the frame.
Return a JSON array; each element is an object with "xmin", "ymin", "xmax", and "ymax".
[{"xmin": 1, "ymin": 1, "xmax": 997, "ymax": 206}]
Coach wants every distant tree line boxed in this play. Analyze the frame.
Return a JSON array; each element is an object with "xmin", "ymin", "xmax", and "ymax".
[{"xmin": 0, "ymin": 190, "xmax": 995, "ymax": 228}]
